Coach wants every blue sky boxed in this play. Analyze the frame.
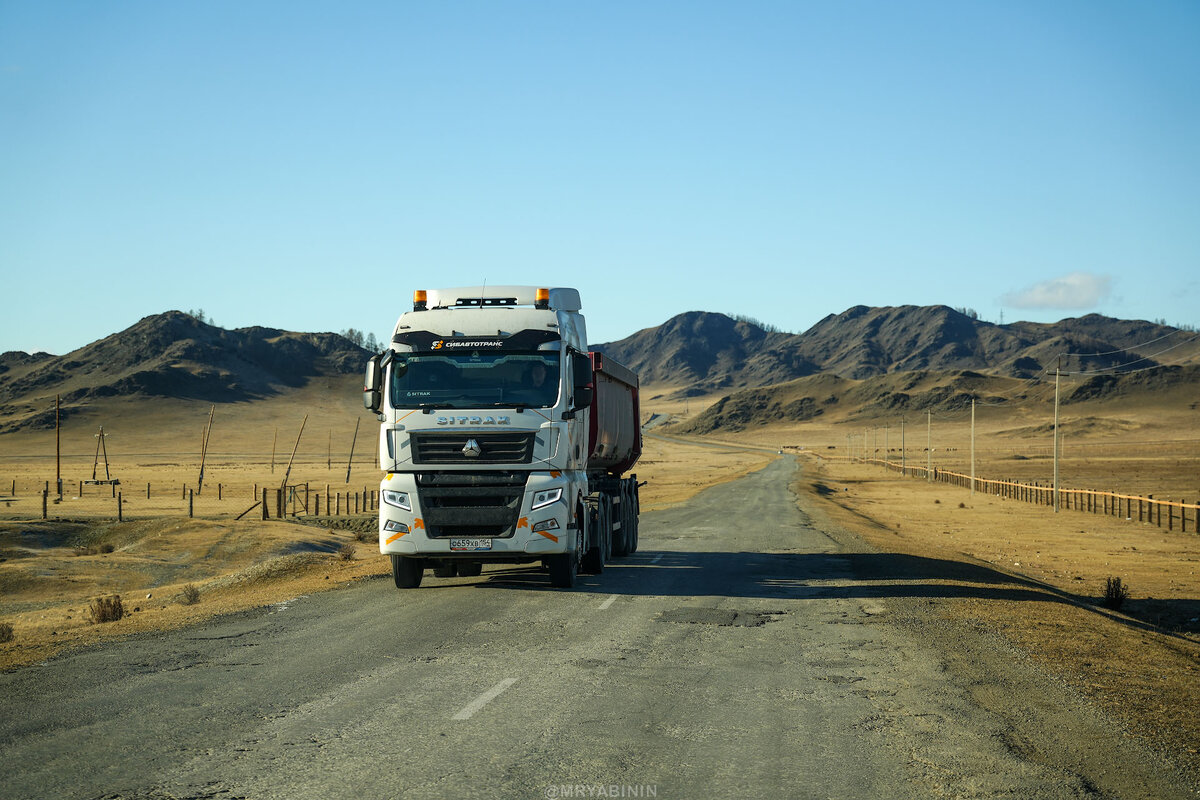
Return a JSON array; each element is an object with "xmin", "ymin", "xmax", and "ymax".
[{"xmin": 2, "ymin": 1, "xmax": 1198, "ymax": 355}]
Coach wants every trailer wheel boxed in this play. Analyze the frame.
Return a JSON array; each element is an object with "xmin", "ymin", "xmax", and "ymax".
[
  {"xmin": 630, "ymin": 489, "xmax": 640, "ymax": 553},
  {"xmin": 611, "ymin": 485, "xmax": 632, "ymax": 557},
  {"xmin": 611, "ymin": 496, "xmax": 630, "ymax": 558},
  {"xmin": 391, "ymin": 555, "xmax": 424, "ymax": 589},
  {"xmin": 457, "ymin": 562, "xmax": 482, "ymax": 577}
]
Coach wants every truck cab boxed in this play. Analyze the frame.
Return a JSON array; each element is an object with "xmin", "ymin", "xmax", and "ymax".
[{"xmin": 363, "ymin": 286, "xmax": 638, "ymax": 589}]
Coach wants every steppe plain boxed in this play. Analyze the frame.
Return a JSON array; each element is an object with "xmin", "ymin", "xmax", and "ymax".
[{"xmin": 1, "ymin": 375, "xmax": 1199, "ymax": 783}]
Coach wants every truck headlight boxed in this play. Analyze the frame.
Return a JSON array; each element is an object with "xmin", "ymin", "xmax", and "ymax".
[
  {"xmin": 382, "ymin": 490, "xmax": 411, "ymax": 511},
  {"xmin": 530, "ymin": 487, "xmax": 562, "ymax": 510}
]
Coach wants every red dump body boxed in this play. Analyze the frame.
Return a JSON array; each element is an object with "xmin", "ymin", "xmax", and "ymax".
[{"xmin": 586, "ymin": 351, "xmax": 641, "ymax": 476}]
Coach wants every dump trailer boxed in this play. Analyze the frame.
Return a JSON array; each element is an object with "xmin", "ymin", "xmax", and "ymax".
[{"xmin": 363, "ymin": 286, "xmax": 642, "ymax": 589}]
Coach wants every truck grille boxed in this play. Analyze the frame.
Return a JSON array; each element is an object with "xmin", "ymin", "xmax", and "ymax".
[
  {"xmin": 415, "ymin": 472, "xmax": 527, "ymax": 539},
  {"xmin": 411, "ymin": 432, "xmax": 536, "ymax": 465}
]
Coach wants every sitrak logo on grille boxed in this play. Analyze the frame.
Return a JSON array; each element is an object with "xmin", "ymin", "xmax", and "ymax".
[
  {"xmin": 411, "ymin": 432, "xmax": 536, "ymax": 465},
  {"xmin": 436, "ymin": 416, "xmax": 511, "ymax": 425}
]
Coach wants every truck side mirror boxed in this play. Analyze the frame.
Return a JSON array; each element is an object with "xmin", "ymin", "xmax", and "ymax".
[
  {"xmin": 573, "ymin": 386, "xmax": 594, "ymax": 410},
  {"xmin": 363, "ymin": 355, "xmax": 383, "ymax": 412},
  {"xmin": 570, "ymin": 352, "xmax": 594, "ymax": 412}
]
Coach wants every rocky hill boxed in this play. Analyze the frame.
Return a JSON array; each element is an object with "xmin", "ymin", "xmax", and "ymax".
[
  {"xmin": 669, "ymin": 364, "xmax": 1200, "ymax": 435},
  {"xmin": 598, "ymin": 306, "xmax": 1195, "ymax": 391},
  {"xmin": 0, "ymin": 312, "xmax": 368, "ymax": 432}
]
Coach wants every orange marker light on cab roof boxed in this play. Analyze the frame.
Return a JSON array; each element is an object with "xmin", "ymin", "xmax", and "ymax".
[
  {"xmin": 535, "ymin": 287, "xmax": 550, "ymax": 310},
  {"xmin": 413, "ymin": 290, "xmax": 428, "ymax": 311}
]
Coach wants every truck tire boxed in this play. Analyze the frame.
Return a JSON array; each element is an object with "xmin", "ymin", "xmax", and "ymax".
[
  {"xmin": 612, "ymin": 486, "xmax": 633, "ymax": 557},
  {"xmin": 457, "ymin": 562, "xmax": 482, "ymax": 577},
  {"xmin": 581, "ymin": 500, "xmax": 606, "ymax": 575},
  {"xmin": 611, "ymin": 495, "xmax": 630, "ymax": 558},
  {"xmin": 549, "ymin": 514, "xmax": 584, "ymax": 588},
  {"xmin": 392, "ymin": 555, "xmax": 423, "ymax": 589}
]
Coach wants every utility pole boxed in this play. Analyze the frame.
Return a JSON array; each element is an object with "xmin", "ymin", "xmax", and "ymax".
[
  {"xmin": 901, "ymin": 418, "xmax": 906, "ymax": 474},
  {"xmin": 884, "ymin": 423, "xmax": 889, "ymax": 463},
  {"xmin": 280, "ymin": 415, "xmax": 308, "ymax": 493},
  {"xmin": 1053, "ymin": 362, "xmax": 1061, "ymax": 513},
  {"xmin": 926, "ymin": 409, "xmax": 932, "ymax": 482},
  {"xmin": 198, "ymin": 404, "xmax": 215, "ymax": 493},
  {"xmin": 55, "ymin": 395, "xmax": 61, "ymax": 499},
  {"xmin": 970, "ymin": 398, "xmax": 976, "ymax": 496},
  {"xmin": 346, "ymin": 418, "xmax": 361, "ymax": 483},
  {"xmin": 271, "ymin": 428, "xmax": 277, "ymax": 474}
]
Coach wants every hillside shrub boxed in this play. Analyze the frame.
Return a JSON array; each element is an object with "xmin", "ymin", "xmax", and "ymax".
[
  {"xmin": 338, "ymin": 543, "xmax": 357, "ymax": 561},
  {"xmin": 180, "ymin": 584, "xmax": 201, "ymax": 605},
  {"xmin": 0, "ymin": 622, "xmax": 13, "ymax": 643},
  {"xmin": 89, "ymin": 595, "xmax": 124, "ymax": 624},
  {"xmin": 1103, "ymin": 577, "xmax": 1129, "ymax": 610}
]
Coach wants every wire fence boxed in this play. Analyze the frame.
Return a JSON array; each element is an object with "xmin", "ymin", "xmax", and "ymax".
[
  {"xmin": 0, "ymin": 476, "xmax": 378, "ymax": 523},
  {"xmin": 819, "ymin": 455, "xmax": 1200, "ymax": 534}
]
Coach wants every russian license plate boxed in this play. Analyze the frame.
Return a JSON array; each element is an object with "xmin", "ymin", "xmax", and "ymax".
[{"xmin": 450, "ymin": 538, "xmax": 492, "ymax": 551}]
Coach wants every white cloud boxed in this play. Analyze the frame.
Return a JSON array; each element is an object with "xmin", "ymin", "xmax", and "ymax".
[{"xmin": 1001, "ymin": 272, "xmax": 1112, "ymax": 310}]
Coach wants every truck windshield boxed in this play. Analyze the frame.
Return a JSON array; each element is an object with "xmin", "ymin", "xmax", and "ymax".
[{"xmin": 390, "ymin": 352, "xmax": 561, "ymax": 409}]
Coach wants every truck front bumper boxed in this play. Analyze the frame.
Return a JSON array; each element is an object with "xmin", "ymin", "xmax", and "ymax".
[{"xmin": 378, "ymin": 471, "xmax": 575, "ymax": 559}]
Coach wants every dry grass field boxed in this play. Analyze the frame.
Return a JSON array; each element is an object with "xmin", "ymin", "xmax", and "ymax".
[
  {"xmin": 796, "ymin": 458, "xmax": 1200, "ymax": 771},
  {"xmin": 0, "ymin": 421, "xmax": 775, "ymax": 670},
  {"xmin": 2, "ymin": 375, "xmax": 1197, "ymax": 771}
]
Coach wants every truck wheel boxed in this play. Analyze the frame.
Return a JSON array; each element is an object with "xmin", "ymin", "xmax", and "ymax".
[
  {"xmin": 550, "ymin": 517, "xmax": 584, "ymax": 588},
  {"xmin": 392, "ymin": 555, "xmax": 423, "ymax": 589},
  {"xmin": 611, "ymin": 502, "xmax": 629, "ymax": 558},
  {"xmin": 457, "ymin": 562, "xmax": 482, "ymax": 577},
  {"xmin": 582, "ymin": 502, "xmax": 605, "ymax": 575}
]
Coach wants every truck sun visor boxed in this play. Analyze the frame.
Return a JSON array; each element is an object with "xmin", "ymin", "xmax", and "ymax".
[{"xmin": 392, "ymin": 329, "xmax": 560, "ymax": 352}]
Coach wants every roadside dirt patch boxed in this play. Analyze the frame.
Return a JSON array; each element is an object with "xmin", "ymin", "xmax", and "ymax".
[
  {"xmin": 797, "ymin": 457, "xmax": 1200, "ymax": 776},
  {"xmin": 0, "ymin": 516, "xmax": 389, "ymax": 670}
]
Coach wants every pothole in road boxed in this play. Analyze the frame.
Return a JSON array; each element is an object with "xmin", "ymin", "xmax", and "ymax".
[{"xmin": 658, "ymin": 608, "xmax": 787, "ymax": 627}]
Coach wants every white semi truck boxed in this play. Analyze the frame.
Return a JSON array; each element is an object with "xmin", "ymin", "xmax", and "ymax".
[{"xmin": 363, "ymin": 286, "xmax": 642, "ymax": 589}]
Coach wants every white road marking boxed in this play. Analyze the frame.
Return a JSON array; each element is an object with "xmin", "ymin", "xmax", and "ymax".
[
  {"xmin": 650, "ymin": 554, "xmax": 663, "ymax": 564},
  {"xmin": 452, "ymin": 678, "xmax": 517, "ymax": 720},
  {"xmin": 599, "ymin": 595, "xmax": 616, "ymax": 610}
]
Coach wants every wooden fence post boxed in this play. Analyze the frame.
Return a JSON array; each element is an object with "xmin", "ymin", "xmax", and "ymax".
[
  {"xmin": 262, "ymin": 488, "xmax": 269, "ymax": 520},
  {"xmin": 189, "ymin": 489, "xmax": 194, "ymax": 518},
  {"xmin": 118, "ymin": 491, "xmax": 123, "ymax": 522},
  {"xmin": 42, "ymin": 489, "xmax": 48, "ymax": 519}
]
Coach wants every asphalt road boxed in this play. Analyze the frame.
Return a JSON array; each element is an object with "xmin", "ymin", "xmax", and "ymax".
[{"xmin": 1, "ymin": 457, "xmax": 1193, "ymax": 799}]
